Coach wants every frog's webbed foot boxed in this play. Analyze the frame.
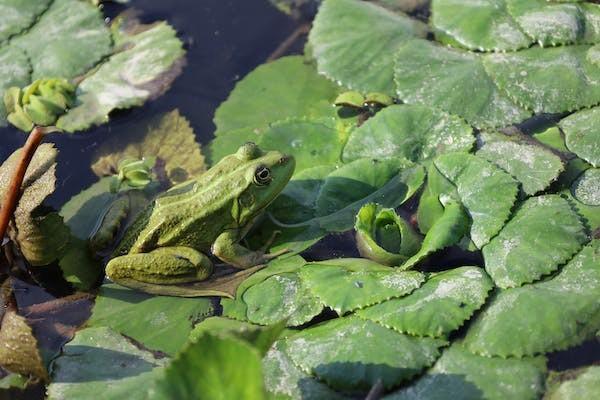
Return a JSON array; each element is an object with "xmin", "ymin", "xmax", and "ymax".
[
  {"xmin": 106, "ymin": 246, "xmax": 214, "ymax": 287},
  {"xmin": 212, "ymin": 230, "xmax": 289, "ymax": 269}
]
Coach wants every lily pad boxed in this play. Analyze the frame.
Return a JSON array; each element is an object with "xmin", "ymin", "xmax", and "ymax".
[
  {"xmin": 285, "ymin": 316, "xmax": 447, "ymax": 391},
  {"xmin": 342, "ymin": 104, "xmax": 474, "ymax": 163},
  {"xmin": 431, "ymin": 0, "xmax": 532, "ymax": 52},
  {"xmin": 91, "ymin": 110, "xmax": 205, "ymax": 184},
  {"xmin": 465, "ymin": 240, "xmax": 600, "ymax": 357},
  {"xmin": 545, "ymin": 365, "xmax": 600, "ymax": 400},
  {"xmin": 434, "ymin": 153, "xmax": 519, "ymax": 248},
  {"xmin": 0, "ymin": 0, "xmax": 52, "ymax": 43},
  {"xmin": 358, "ymin": 267, "xmax": 493, "ymax": 338},
  {"xmin": 483, "ymin": 45, "xmax": 600, "ymax": 114},
  {"xmin": 394, "ymin": 39, "xmax": 530, "ymax": 128},
  {"xmin": 385, "ymin": 343, "xmax": 547, "ymax": 400},
  {"xmin": 0, "ymin": 143, "xmax": 70, "ymax": 266},
  {"xmin": 309, "ymin": 0, "xmax": 428, "ymax": 94},
  {"xmin": 88, "ymin": 283, "xmax": 214, "ymax": 356},
  {"xmin": 9, "ymin": 0, "xmax": 112, "ymax": 80},
  {"xmin": 299, "ymin": 262, "xmax": 425, "ymax": 314},
  {"xmin": 263, "ymin": 340, "xmax": 348, "ymax": 400},
  {"xmin": 57, "ymin": 18, "xmax": 185, "ymax": 132},
  {"xmin": 559, "ymin": 106, "xmax": 600, "ymax": 167},
  {"xmin": 482, "ymin": 194, "xmax": 588, "ymax": 288},
  {"xmin": 571, "ymin": 168, "xmax": 600, "ymax": 206},
  {"xmin": 213, "ymin": 56, "xmax": 340, "ymax": 135},
  {"xmin": 477, "ymin": 131, "xmax": 565, "ymax": 195},
  {"xmin": 47, "ymin": 327, "xmax": 166, "ymax": 400}
]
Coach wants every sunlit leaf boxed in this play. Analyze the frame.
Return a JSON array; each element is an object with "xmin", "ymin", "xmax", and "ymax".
[
  {"xmin": 572, "ymin": 168, "xmax": 600, "ymax": 206},
  {"xmin": 483, "ymin": 195, "xmax": 587, "ymax": 288},
  {"xmin": 385, "ymin": 343, "xmax": 546, "ymax": 400},
  {"xmin": 213, "ymin": 56, "xmax": 340, "ymax": 136},
  {"xmin": 285, "ymin": 316, "xmax": 447, "ymax": 391},
  {"xmin": 0, "ymin": 0, "xmax": 51, "ymax": 43},
  {"xmin": 358, "ymin": 267, "xmax": 493, "ymax": 338},
  {"xmin": 342, "ymin": 104, "xmax": 474, "ymax": 163},
  {"xmin": 47, "ymin": 327, "xmax": 166, "ymax": 400},
  {"xmin": 309, "ymin": 0, "xmax": 428, "ymax": 94},
  {"xmin": 465, "ymin": 241, "xmax": 600, "ymax": 357},
  {"xmin": 545, "ymin": 365, "xmax": 600, "ymax": 400},
  {"xmin": 394, "ymin": 39, "xmax": 530, "ymax": 128},
  {"xmin": 559, "ymin": 106, "xmax": 600, "ymax": 167},
  {"xmin": 0, "ymin": 46, "xmax": 30, "ymax": 124}
]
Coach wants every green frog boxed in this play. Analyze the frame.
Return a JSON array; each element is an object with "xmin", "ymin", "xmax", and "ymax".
[{"xmin": 105, "ymin": 142, "xmax": 295, "ymax": 294}]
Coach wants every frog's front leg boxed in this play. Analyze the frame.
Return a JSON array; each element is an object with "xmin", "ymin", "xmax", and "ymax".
[
  {"xmin": 106, "ymin": 246, "xmax": 213, "ymax": 289},
  {"xmin": 211, "ymin": 230, "xmax": 286, "ymax": 269}
]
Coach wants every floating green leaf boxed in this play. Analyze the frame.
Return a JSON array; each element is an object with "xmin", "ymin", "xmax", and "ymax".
[
  {"xmin": 559, "ymin": 106, "xmax": 600, "ymax": 167},
  {"xmin": 285, "ymin": 316, "xmax": 446, "ymax": 391},
  {"xmin": 0, "ymin": 143, "xmax": 69, "ymax": 266},
  {"xmin": 394, "ymin": 39, "xmax": 530, "ymax": 128},
  {"xmin": 477, "ymin": 131, "xmax": 564, "ymax": 195},
  {"xmin": 0, "ymin": 46, "xmax": 30, "ymax": 124},
  {"xmin": 358, "ymin": 267, "xmax": 493, "ymax": 338},
  {"xmin": 299, "ymin": 262, "xmax": 424, "ymax": 314},
  {"xmin": 483, "ymin": 45, "xmax": 600, "ymax": 114},
  {"xmin": 465, "ymin": 241, "xmax": 600, "ymax": 357},
  {"xmin": 385, "ymin": 343, "xmax": 547, "ymax": 400},
  {"xmin": 431, "ymin": 0, "xmax": 532, "ymax": 51},
  {"xmin": 434, "ymin": 153, "xmax": 519, "ymax": 248},
  {"xmin": 532, "ymin": 126, "xmax": 570, "ymax": 154},
  {"xmin": 213, "ymin": 56, "xmax": 340, "ymax": 135},
  {"xmin": 545, "ymin": 365, "xmax": 600, "ymax": 400},
  {"xmin": 483, "ymin": 195, "xmax": 587, "ymax": 288},
  {"xmin": 0, "ymin": 0, "xmax": 52, "ymax": 43},
  {"xmin": 309, "ymin": 0, "xmax": 428, "ymax": 94},
  {"xmin": 342, "ymin": 104, "xmax": 474, "ymax": 163},
  {"xmin": 88, "ymin": 283, "xmax": 214, "ymax": 356},
  {"xmin": 57, "ymin": 19, "xmax": 185, "ymax": 132},
  {"xmin": 47, "ymin": 327, "xmax": 166, "ymax": 400},
  {"xmin": 572, "ymin": 168, "xmax": 600, "ymax": 206}
]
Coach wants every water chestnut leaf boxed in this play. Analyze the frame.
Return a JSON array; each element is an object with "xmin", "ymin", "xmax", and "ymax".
[
  {"xmin": 0, "ymin": 0, "xmax": 52, "ymax": 43},
  {"xmin": 299, "ymin": 262, "xmax": 425, "ymax": 314},
  {"xmin": 285, "ymin": 316, "xmax": 447, "ymax": 391},
  {"xmin": 571, "ymin": 168, "xmax": 600, "ymax": 206},
  {"xmin": 309, "ymin": 0, "xmax": 428, "ymax": 94},
  {"xmin": 342, "ymin": 104, "xmax": 474, "ymax": 163},
  {"xmin": 358, "ymin": 267, "xmax": 493, "ymax": 338},
  {"xmin": 545, "ymin": 365, "xmax": 600, "ymax": 400},
  {"xmin": 559, "ymin": 106, "xmax": 600, "ymax": 167},
  {"xmin": 385, "ymin": 343, "xmax": 547, "ymax": 400},
  {"xmin": 434, "ymin": 153, "xmax": 519, "ymax": 249},
  {"xmin": 465, "ymin": 240, "xmax": 600, "ymax": 357},
  {"xmin": 483, "ymin": 194, "xmax": 588, "ymax": 288}
]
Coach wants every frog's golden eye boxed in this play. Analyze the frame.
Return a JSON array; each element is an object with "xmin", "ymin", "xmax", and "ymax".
[{"xmin": 254, "ymin": 166, "xmax": 272, "ymax": 186}]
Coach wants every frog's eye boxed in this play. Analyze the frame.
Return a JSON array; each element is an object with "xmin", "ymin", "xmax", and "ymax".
[{"xmin": 254, "ymin": 166, "xmax": 272, "ymax": 186}]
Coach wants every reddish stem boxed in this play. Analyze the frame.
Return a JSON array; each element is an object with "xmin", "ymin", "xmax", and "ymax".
[{"xmin": 0, "ymin": 126, "xmax": 45, "ymax": 241}]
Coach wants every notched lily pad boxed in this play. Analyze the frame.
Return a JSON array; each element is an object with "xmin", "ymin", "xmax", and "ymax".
[
  {"xmin": 483, "ymin": 194, "xmax": 588, "ymax": 288},
  {"xmin": 465, "ymin": 240, "xmax": 600, "ymax": 357},
  {"xmin": 559, "ymin": 106, "xmax": 600, "ymax": 167},
  {"xmin": 285, "ymin": 316, "xmax": 447, "ymax": 391},
  {"xmin": 299, "ymin": 262, "xmax": 425, "ymax": 314},
  {"xmin": 358, "ymin": 267, "xmax": 493, "ymax": 338}
]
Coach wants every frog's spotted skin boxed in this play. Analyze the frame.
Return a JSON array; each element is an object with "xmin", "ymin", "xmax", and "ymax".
[{"xmin": 105, "ymin": 143, "xmax": 295, "ymax": 294}]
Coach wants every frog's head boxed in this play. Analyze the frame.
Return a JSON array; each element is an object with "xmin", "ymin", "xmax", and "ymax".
[{"xmin": 233, "ymin": 142, "xmax": 295, "ymax": 224}]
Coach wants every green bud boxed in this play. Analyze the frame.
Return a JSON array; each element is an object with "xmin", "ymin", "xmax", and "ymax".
[
  {"xmin": 363, "ymin": 92, "xmax": 394, "ymax": 107},
  {"xmin": 4, "ymin": 78, "xmax": 75, "ymax": 131},
  {"xmin": 111, "ymin": 157, "xmax": 156, "ymax": 192},
  {"xmin": 334, "ymin": 91, "xmax": 365, "ymax": 108}
]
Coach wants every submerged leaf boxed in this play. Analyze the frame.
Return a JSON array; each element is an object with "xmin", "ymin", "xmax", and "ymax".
[
  {"xmin": 309, "ymin": 0, "xmax": 428, "ymax": 94},
  {"xmin": 285, "ymin": 316, "xmax": 446, "ymax": 391},
  {"xmin": 358, "ymin": 267, "xmax": 493, "ymax": 338},
  {"xmin": 483, "ymin": 195, "xmax": 588, "ymax": 288},
  {"xmin": 559, "ymin": 106, "xmax": 600, "ymax": 167},
  {"xmin": 465, "ymin": 240, "xmax": 600, "ymax": 357},
  {"xmin": 385, "ymin": 343, "xmax": 546, "ymax": 400}
]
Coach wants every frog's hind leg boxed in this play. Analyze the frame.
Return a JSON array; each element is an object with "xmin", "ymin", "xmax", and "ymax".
[{"xmin": 106, "ymin": 246, "xmax": 214, "ymax": 287}]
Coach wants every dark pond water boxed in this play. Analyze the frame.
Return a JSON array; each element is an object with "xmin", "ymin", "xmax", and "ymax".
[{"xmin": 0, "ymin": 0, "xmax": 598, "ymax": 393}]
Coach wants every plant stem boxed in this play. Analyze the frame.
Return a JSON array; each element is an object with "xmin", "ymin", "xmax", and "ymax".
[{"xmin": 0, "ymin": 126, "xmax": 45, "ymax": 241}]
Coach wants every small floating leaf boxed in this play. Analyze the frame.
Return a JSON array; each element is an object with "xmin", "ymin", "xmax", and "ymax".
[
  {"xmin": 299, "ymin": 262, "xmax": 424, "ymax": 314},
  {"xmin": 394, "ymin": 39, "xmax": 530, "ymax": 128},
  {"xmin": 559, "ymin": 106, "xmax": 600, "ymax": 167},
  {"xmin": 309, "ymin": 0, "xmax": 428, "ymax": 94},
  {"xmin": 342, "ymin": 104, "xmax": 474, "ymax": 163},
  {"xmin": 213, "ymin": 56, "xmax": 340, "ymax": 135},
  {"xmin": 434, "ymin": 153, "xmax": 519, "ymax": 248},
  {"xmin": 285, "ymin": 316, "xmax": 446, "ymax": 391},
  {"xmin": 483, "ymin": 194, "xmax": 587, "ymax": 288},
  {"xmin": 572, "ymin": 168, "xmax": 600, "ymax": 206},
  {"xmin": 358, "ymin": 267, "xmax": 493, "ymax": 338},
  {"xmin": 386, "ymin": 343, "xmax": 546, "ymax": 400},
  {"xmin": 465, "ymin": 240, "xmax": 600, "ymax": 357}
]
